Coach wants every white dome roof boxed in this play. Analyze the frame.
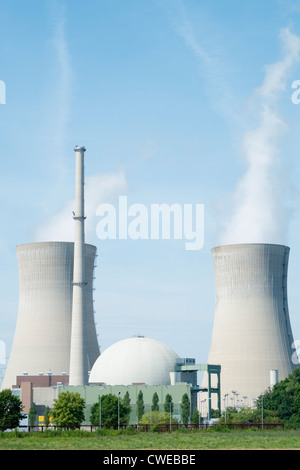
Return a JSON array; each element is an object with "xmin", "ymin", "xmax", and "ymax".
[{"xmin": 89, "ymin": 336, "xmax": 179, "ymax": 386}]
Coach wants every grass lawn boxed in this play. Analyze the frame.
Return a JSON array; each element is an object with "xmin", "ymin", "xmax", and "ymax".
[{"xmin": 1, "ymin": 428, "xmax": 300, "ymax": 450}]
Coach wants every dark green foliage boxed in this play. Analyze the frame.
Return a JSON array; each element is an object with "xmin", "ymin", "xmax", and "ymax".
[
  {"xmin": 122, "ymin": 391, "xmax": 132, "ymax": 424},
  {"xmin": 137, "ymin": 391, "xmax": 145, "ymax": 421},
  {"xmin": 152, "ymin": 392, "xmax": 159, "ymax": 412},
  {"xmin": 211, "ymin": 408, "xmax": 221, "ymax": 418},
  {"xmin": 28, "ymin": 404, "xmax": 37, "ymax": 427},
  {"xmin": 90, "ymin": 393, "xmax": 132, "ymax": 427},
  {"xmin": 180, "ymin": 393, "xmax": 191, "ymax": 424},
  {"xmin": 220, "ymin": 368, "xmax": 300, "ymax": 428},
  {"xmin": 192, "ymin": 408, "xmax": 201, "ymax": 425},
  {"xmin": 164, "ymin": 394, "xmax": 174, "ymax": 414},
  {"xmin": 44, "ymin": 406, "xmax": 51, "ymax": 427},
  {"xmin": 0, "ymin": 389, "xmax": 25, "ymax": 431},
  {"xmin": 256, "ymin": 368, "xmax": 300, "ymax": 428}
]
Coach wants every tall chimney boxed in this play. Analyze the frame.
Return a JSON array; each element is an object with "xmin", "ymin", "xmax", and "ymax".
[{"xmin": 69, "ymin": 146, "xmax": 88, "ymax": 385}]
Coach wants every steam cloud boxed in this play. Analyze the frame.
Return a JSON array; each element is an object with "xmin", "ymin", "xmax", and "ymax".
[
  {"xmin": 221, "ymin": 28, "xmax": 300, "ymax": 246},
  {"xmin": 34, "ymin": 170, "xmax": 128, "ymax": 242}
]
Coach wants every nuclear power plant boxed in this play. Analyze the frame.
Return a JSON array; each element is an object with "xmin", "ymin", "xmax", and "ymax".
[
  {"xmin": 203, "ymin": 243, "xmax": 297, "ymax": 405},
  {"xmin": 0, "ymin": 144, "xmax": 299, "ymax": 424}
]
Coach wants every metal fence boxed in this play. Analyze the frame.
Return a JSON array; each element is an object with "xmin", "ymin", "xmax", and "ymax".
[
  {"xmin": 225, "ymin": 423, "xmax": 284, "ymax": 430},
  {"xmin": 17, "ymin": 422, "xmax": 284, "ymax": 432}
]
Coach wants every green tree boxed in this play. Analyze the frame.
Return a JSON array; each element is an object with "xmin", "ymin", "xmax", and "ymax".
[
  {"xmin": 90, "ymin": 393, "xmax": 131, "ymax": 428},
  {"xmin": 44, "ymin": 406, "xmax": 51, "ymax": 428},
  {"xmin": 51, "ymin": 391, "xmax": 85, "ymax": 429},
  {"xmin": 192, "ymin": 408, "xmax": 201, "ymax": 425},
  {"xmin": 122, "ymin": 391, "xmax": 132, "ymax": 424},
  {"xmin": 180, "ymin": 393, "xmax": 191, "ymax": 425},
  {"xmin": 164, "ymin": 394, "xmax": 174, "ymax": 414},
  {"xmin": 137, "ymin": 390, "xmax": 145, "ymax": 421},
  {"xmin": 152, "ymin": 392, "xmax": 159, "ymax": 412},
  {"xmin": 219, "ymin": 405, "xmax": 280, "ymax": 425},
  {"xmin": 255, "ymin": 368, "xmax": 300, "ymax": 427},
  {"xmin": 0, "ymin": 389, "xmax": 25, "ymax": 431},
  {"xmin": 28, "ymin": 404, "xmax": 37, "ymax": 427}
]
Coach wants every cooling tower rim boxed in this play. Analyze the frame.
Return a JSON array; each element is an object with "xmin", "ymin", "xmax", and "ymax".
[
  {"xmin": 211, "ymin": 242, "xmax": 290, "ymax": 252},
  {"xmin": 16, "ymin": 241, "xmax": 97, "ymax": 250}
]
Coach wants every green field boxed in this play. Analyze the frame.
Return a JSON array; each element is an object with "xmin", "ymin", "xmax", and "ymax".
[{"xmin": 1, "ymin": 428, "xmax": 300, "ymax": 450}]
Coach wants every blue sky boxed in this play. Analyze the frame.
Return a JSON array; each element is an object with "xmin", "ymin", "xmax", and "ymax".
[{"xmin": 1, "ymin": 0, "xmax": 300, "ymax": 377}]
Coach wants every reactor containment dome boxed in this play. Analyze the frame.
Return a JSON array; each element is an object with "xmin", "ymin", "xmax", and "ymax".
[{"xmin": 89, "ymin": 336, "xmax": 179, "ymax": 386}]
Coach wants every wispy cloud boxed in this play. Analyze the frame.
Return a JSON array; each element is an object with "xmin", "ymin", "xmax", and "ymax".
[
  {"xmin": 141, "ymin": 138, "xmax": 158, "ymax": 161},
  {"xmin": 45, "ymin": 2, "xmax": 72, "ymax": 175},
  {"xmin": 170, "ymin": 1, "xmax": 239, "ymax": 125},
  {"xmin": 51, "ymin": 9, "xmax": 72, "ymax": 154},
  {"xmin": 34, "ymin": 3, "xmax": 129, "ymax": 244}
]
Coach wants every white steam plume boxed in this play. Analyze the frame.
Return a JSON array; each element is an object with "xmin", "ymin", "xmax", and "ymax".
[
  {"xmin": 34, "ymin": 169, "xmax": 128, "ymax": 242},
  {"xmin": 221, "ymin": 28, "xmax": 300, "ymax": 246}
]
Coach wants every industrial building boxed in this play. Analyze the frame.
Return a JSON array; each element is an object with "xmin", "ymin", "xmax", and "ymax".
[
  {"xmin": 10, "ymin": 335, "xmax": 221, "ymax": 421},
  {"xmin": 88, "ymin": 335, "xmax": 221, "ymax": 419},
  {"xmin": 15, "ymin": 381, "xmax": 196, "ymax": 426}
]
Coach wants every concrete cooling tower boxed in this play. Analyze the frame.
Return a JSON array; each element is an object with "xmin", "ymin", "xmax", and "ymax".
[
  {"xmin": 1, "ymin": 241, "xmax": 100, "ymax": 390},
  {"xmin": 203, "ymin": 243, "xmax": 298, "ymax": 406}
]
